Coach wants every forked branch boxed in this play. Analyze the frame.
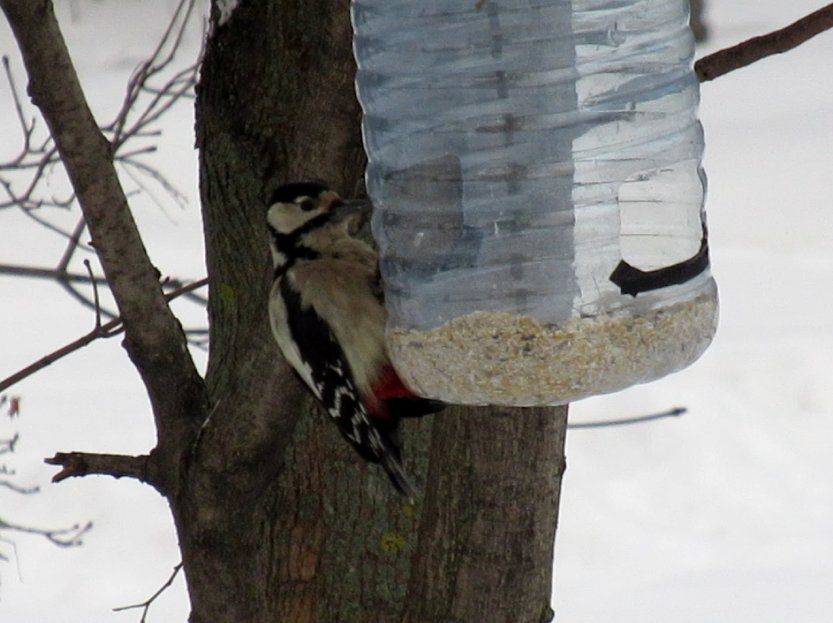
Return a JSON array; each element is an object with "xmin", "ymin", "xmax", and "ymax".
[
  {"xmin": 113, "ymin": 563, "xmax": 184, "ymax": 623},
  {"xmin": 45, "ymin": 452, "xmax": 151, "ymax": 484},
  {"xmin": 0, "ymin": 277, "xmax": 207, "ymax": 394},
  {"xmin": 0, "ymin": 0, "xmax": 209, "ymax": 459},
  {"xmin": 0, "ymin": 1, "xmax": 203, "ymax": 339}
]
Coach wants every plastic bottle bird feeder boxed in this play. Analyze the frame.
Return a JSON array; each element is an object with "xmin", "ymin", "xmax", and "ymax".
[{"xmin": 352, "ymin": 0, "xmax": 719, "ymax": 406}]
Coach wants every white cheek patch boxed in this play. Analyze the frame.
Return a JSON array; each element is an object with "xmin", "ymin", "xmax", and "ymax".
[{"xmin": 267, "ymin": 202, "xmax": 325, "ymax": 235}]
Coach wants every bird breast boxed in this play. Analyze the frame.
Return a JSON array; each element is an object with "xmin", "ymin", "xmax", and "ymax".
[{"xmin": 289, "ymin": 256, "xmax": 388, "ymax": 395}]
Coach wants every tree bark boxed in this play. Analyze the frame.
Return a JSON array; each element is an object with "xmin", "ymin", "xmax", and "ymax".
[
  {"xmin": 194, "ymin": 1, "xmax": 568, "ymax": 620},
  {"xmin": 190, "ymin": 0, "xmax": 433, "ymax": 621},
  {"xmin": 406, "ymin": 406, "xmax": 567, "ymax": 623}
]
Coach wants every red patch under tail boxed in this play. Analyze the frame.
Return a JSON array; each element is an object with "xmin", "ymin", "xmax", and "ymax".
[{"xmin": 365, "ymin": 366, "xmax": 416, "ymax": 419}]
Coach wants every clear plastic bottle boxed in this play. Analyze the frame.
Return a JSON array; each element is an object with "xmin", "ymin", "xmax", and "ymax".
[{"xmin": 352, "ymin": 0, "xmax": 718, "ymax": 406}]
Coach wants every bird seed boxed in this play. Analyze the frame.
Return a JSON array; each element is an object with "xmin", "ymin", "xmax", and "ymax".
[{"xmin": 387, "ymin": 294, "xmax": 718, "ymax": 406}]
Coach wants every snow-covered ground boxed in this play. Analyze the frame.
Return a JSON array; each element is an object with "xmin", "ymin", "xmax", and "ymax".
[{"xmin": 1, "ymin": 1, "xmax": 831, "ymax": 621}]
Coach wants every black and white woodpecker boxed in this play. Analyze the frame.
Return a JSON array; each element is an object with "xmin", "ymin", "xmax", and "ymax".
[{"xmin": 266, "ymin": 182, "xmax": 443, "ymax": 496}]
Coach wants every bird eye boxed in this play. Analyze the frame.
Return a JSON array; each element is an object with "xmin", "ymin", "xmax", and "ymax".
[{"xmin": 297, "ymin": 197, "xmax": 316, "ymax": 212}]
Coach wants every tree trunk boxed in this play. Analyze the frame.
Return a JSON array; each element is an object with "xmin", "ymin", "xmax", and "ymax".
[
  {"xmin": 406, "ymin": 405, "xmax": 567, "ymax": 623},
  {"xmin": 187, "ymin": 0, "xmax": 433, "ymax": 620},
  {"xmin": 186, "ymin": 1, "xmax": 569, "ymax": 621}
]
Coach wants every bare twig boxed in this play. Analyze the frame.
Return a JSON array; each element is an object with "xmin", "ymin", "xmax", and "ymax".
[
  {"xmin": 2, "ymin": 54, "xmax": 35, "ymax": 155},
  {"xmin": 0, "ymin": 316, "xmax": 124, "ymax": 394},
  {"xmin": 118, "ymin": 161, "xmax": 180, "ymax": 217},
  {"xmin": 0, "ymin": 535, "xmax": 17, "ymax": 565},
  {"xmin": 0, "ymin": 480, "xmax": 39, "ymax": 494},
  {"xmin": 15, "ymin": 206, "xmax": 88, "ymax": 243},
  {"xmin": 160, "ymin": 277, "xmax": 209, "ymax": 306},
  {"xmin": 113, "ymin": 563, "xmax": 184, "ymax": 623},
  {"xmin": 58, "ymin": 279, "xmax": 120, "ymax": 321},
  {"xmin": 0, "ymin": 416, "xmax": 92, "ymax": 566},
  {"xmin": 0, "ymin": 264, "xmax": 107, "ymax": 284},
  {"xmin": 696, "ymin": 3, "xmax": 833, "ymax": 82},
  {"xmin": 51, "ymin": 219, "xmax": 117, "ymax": 319},
  {"xmin": 83, "ymin": 259, "xmax": 102, "ymax": 329},
  {"xmin": 0, "ymin": 430, "xmax": 37, "ymax": 492},
  {"xmin": 0, "ymin": 517, "xmax": 92, "ymax": 548},
  {"xmin": 0, "ymin": 264, "xmax": 207, "ymax": 309},
  {"xmin": 109, "ymin": 0, "xmax": 198, "ymax": 148},
  {"xmin": 141, "ymin": 85, "xmax": 196, "ymax": 100},
  {"xmin": 0, "ymin": 277, "xmax": 207, "ymax": 394},
  {"xmin": 114, "ymin": 145, "xmax": 158, "ymax": 160},
  {"xmin": 113, "ymin": 62, "xmax": 199, "ymax": 151},
  {"xmin": 56, "ymin": 217, "xmax": 87, "ymax": 273},
  {"xmin": 0, "ymin": 432, "xmax": 18, "ymax": 455},
  {"xmin": 568, "ymin": 407, "xmax": 686, "ymax": 430},
  {"xmin": 110, "ymin": 0, "xmax": 195, "ymax": 133},
  {"xmin": 1, "ymin": 0, "xmax": 199, "ymax": 222},
  {"xmin": 117, "ymin": 156, "xmax": 189, "ymax": 209},
  {"xmin": 0, "ymin": 0, "xmax": 207, "ymax": 369},
  {"xmin": 1, "ymin": 15, "xmax": 197, "ymax": 214}
]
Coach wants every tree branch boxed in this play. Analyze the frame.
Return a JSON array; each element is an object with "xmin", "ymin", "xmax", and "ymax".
[
  {"xmin": 568, "ymin": 406, "xmax": 686, "ymax": 429},
  {"xmin": 0, "ymin": 431, "xmax": 19, "ymax": 454},
  {"xmin": 0, "ymin": 517, "xmax": 92, "ymax": 547},
  {"xmin": 0, "ymin": 318, "xmax": 123, "ymax": 395},
  {"xmin": 44, "ymin": 452, "xmax": 151, "ymax": 484},
  {"xmin": 113, "ymin": 563, "xmax": 183, "ymax": 623},
  {"xmin": 696, "ymin": 3, "xmax": 833, "ymax": 82},
  {"xmin": 1, "ymin": 54, "xmax": 34, "ymax": 155},
  {"xmin": 0, "ymin": 480, "xmax": 39, "ymax": 494},
  {"xmin": 109, "ymin": 0, "xmax": 198, "ymax": 148},
  {"xmin": 0, "ymin": 277, "xmax": 207, "ymax": 394},
  {"xmin": 1, "ymin": 9, "xmax": 198, "ymax": 218},
  {"xmin": 0, "ymin": 0, "xmax": 209, "ymax": 482}
]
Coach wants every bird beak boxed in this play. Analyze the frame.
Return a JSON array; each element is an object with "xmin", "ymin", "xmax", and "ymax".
[{"xmin": 330, "ymin": 198, "xmax": 373, "ymax": 223}]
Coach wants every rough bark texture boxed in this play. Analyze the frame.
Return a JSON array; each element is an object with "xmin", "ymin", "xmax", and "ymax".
[
  {"xmin": 194, "ymin": 1, "xmax": 568, "ymax": 620},
  {"xmin": 191, "ymin": 0, "xmax": 433, "ymax": 621},
  {"xmin": 405, "ymin": 405, "xmax": 567, "ymax": 623}
]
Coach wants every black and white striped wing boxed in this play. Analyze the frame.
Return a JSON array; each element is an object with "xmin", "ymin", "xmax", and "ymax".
[{"xmin": 271, "ymin": 274, "xmax": 414, "ymax": 496}]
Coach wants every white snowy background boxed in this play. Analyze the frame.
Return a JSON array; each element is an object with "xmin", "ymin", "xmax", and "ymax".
[{"xmin": 1, "ymin": 1, "xmax": 831, "ymax": 621}]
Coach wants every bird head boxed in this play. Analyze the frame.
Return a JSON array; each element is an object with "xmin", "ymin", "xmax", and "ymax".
[{"xmin": 266, "ymin": 182, "xmax": 371, "ymax": 268}]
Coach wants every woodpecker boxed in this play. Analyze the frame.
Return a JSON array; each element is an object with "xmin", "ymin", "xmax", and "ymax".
[{"xmin": 266, "ymin": 182, "xmax": 443, "ymax": 496}]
